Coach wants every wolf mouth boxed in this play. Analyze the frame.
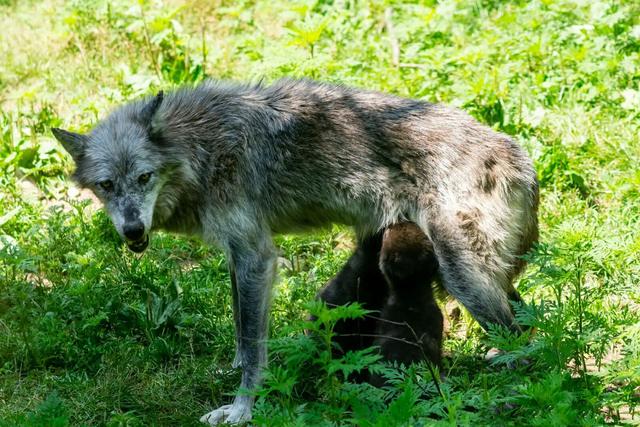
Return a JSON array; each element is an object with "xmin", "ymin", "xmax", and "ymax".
[{"xmin": 127, "ymin": 235, "xmax": 149, "ymax": 253}]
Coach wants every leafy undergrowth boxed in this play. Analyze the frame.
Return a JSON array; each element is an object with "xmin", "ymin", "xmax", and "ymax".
[{"xmin": 1, "ymin": 0, "xmax": 639, "ymax": 425}]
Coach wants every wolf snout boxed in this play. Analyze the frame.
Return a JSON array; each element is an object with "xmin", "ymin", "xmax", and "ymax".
[
  {"xmin": 123, "ymin": 221, "xmax": 145, "ymax": 241},
  {"xmin": 123, "ymin": 220, "xmax": 149, "ymax": 253}
]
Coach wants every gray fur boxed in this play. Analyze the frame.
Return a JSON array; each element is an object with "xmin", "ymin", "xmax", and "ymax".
[{"xmin": 53, "ymin": 78, "xmax": 539, "ymax": 425}]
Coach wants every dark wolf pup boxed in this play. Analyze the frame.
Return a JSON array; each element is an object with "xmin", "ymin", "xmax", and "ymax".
[
  {"xmin": 52, "ymin": 78, "xmax": 538, "ymax": 425},
  {"xmin": 317, "ymin": 221, "xmax": 444, "ymax": 386},
  {"xmin": 374, "ymin": 222, "xmax": 444, "ymax": 383}
]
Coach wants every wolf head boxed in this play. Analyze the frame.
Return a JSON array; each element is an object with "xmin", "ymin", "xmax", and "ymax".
[{"xmin": 52, "ymin": 92, "xmax": 168, "ymax": 253}]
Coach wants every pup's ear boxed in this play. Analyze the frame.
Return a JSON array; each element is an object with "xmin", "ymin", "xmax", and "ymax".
[
  {"xmin": 51, "ymin": 128, "xmax": 87, "ymax": 161},
  {"xmin": 141, "ymin": 90, "xmax": 164, "ymax": 125}
]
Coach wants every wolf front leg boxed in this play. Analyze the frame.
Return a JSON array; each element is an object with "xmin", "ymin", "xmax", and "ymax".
[{"xmin": 201, "ymin": 235, "xmax": 277, "ymax": 426}]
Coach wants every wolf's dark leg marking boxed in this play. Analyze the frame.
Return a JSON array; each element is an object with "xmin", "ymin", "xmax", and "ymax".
[
  {"xmin": 370, "ymin": 222, "xmax": 443, "ymax": 386},
  {"xmin": 316, "ymin": 231, "xmax": 387, "ymax": 355},
  {"xmin": 229, "ymin": 267, "xmax": 243, "ymax": 368}
]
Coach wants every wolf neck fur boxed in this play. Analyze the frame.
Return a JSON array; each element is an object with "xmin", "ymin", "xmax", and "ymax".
[{"xmin": 152, "ymin": 158, "xmax": 204, "ymax": 236}]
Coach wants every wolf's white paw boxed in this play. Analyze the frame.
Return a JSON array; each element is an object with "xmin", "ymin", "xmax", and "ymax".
[
  {"xmin": 200, "ymin": 400, "xmax": 252, "ymax": 425},
  {"xmin": 484, "ymin": 347, "xmax": 503, "ymax": 362},
  {"xmin": 485, "ymin": 347, "xmax": 531, "ymax": 369},
  {"xmin": 200, "ymin": 405, "xmax": 232, "ymax": 425}
]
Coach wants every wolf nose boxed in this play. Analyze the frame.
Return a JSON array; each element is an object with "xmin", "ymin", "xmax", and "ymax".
[{"xmin": 123, "ymin": 221, "xmax": 145, "ymax": 240}]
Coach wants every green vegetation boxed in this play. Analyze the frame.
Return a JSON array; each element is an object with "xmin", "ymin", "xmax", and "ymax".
[{"xmin": 1, "ymin": 0, "xmax": 639, "ymax": 425}]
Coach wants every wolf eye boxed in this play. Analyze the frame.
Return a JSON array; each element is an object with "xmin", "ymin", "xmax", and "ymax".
[
  {"xmin": 138, "ymin": 172, "xmax": 152, "ymax": 185},
  {"xmin": 97, "ymin": 180, "xmax": 113, "ymax": 192}
]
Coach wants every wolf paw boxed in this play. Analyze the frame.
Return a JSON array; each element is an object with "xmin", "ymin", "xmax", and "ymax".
[
  {"xmin": 484, "ymin": 347, "xmax": 504, "ymax": 362},
  {"xmin": 485, "ymin": 347, "xmax": 531, "ymax": 369},
  {"xmin": 200, "ymin": 401, "xmax": 252, "ymax": 425}
]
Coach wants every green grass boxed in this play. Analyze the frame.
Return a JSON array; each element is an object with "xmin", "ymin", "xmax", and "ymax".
[{"xmin": 1, "ymin": 0, "xmax": 639, "ymax": 425}]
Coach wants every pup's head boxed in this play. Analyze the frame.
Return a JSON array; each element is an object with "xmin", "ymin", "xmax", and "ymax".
[
  {"xmin": 379, "ymin": 222, "xmax": 438, "ymax": 286},
  {"xmin": 53, "ymin": 92, "xmax": 167, "ymax": 253}
]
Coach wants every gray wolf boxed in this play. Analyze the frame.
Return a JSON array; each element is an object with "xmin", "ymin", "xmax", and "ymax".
[
  {"xmin": 52, "ymin": 78, "xmax": 539, "ymax": 425},
  {"xmin": 317, "ymin": 221, "xmax": 444, "ymax": 386}
]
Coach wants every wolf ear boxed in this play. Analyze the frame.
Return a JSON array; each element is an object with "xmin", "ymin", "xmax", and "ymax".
[
  {"xmin": 141, "ymin": 90, "xmax": 164, "ymax": 125},
  {"xmin": 52, "ymin": 128, "xmax": 87, "ymax": 161}
]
